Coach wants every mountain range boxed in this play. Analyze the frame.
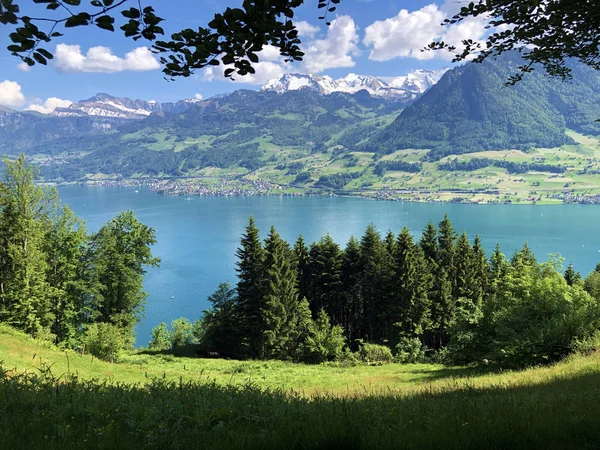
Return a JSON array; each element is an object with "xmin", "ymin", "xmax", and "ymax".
[
  {"xmin": 260, "ymin": 70, "xmax": 447, "ymax": 101},
  {"xmin": 1, "ymin": 54, "xmax": 600, "ymax": 184},
  {"xmin": 52, "ymin": 93, "xmax": 203, "ymax": 120}
]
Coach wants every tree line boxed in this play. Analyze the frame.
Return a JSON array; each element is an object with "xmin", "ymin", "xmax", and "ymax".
[
  {"xmin": 171, "ymin": 216, "xmax": 600, "ymax": 367},
  {"xmin": 0, "ymin": 156, "xmax": 159, "ymax": 358},
  {"xmin": 438, "ymin": 157, "xmax": 565, "ymax": 174}
]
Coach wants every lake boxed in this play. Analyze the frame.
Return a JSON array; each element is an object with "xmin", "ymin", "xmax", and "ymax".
[{"xmin": 58, "ymin": 185, "xmax": 600, "ymax": 345}]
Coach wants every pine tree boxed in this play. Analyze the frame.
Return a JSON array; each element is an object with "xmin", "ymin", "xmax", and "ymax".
[
  {"xmin": 293, "ymin": 235, "xmax": 310, "ymax": 302},
  {"xmin": 0, "ymin": 156, "xmax": 52, "ymax": 335},
  {"xmin": 384, "ymin": 230, "xmax": 397, "ymax": 257},
  {"xmin": 511, "ymin": 243, "xmax": 537, "ymax": 269},
  {"xmin": 437, "ymin": 215, "xmax": 457, "ymax": 270},
  {"xmin": 341, "ymin": 236, "xmax": 362, "ymax": 345},
  {"xmin": 393, "ymin": 227, "xmax": 432, "ymax": 341},
  {"xmin": 262, "ymin": 226, "xmax": 303, "ymax": 359},
  {"xmin": 358, "ymin": 224, "xmax": 388, "ymax": 342},
  {"xmin": 235, "ymin": 216, "xmax": 266, "ymax": 358},
  {"xmin": 427, "ymin": 266, "xmax": 453, "ymax": 349},
  {"xmin": 419, "ymin": 221, "xmax": 438, "ymax": 264},
  {"xmin": 490, "ymin": 244, "xmax": 509, "ymax": 283},
  {"xmin": 471, "ymin": 235, "xmax": 490, "ymax": 303},
  {"xmin": 307, "ymin": 234, "xmax": 343, "ymax": 320},
  {"xmin": 453, "ymin": 231, "xmax": 474, "ymax": 300},
  {"xmin": 564, "ymin": 263, "xmax": 582, "ymax": 286}
]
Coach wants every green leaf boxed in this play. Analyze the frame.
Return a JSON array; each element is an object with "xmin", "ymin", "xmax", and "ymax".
[
  {"xmin": 37, "ymin": 48, "xmax": 53, "ymax": 59},
  {"xmin": 121, "ymin": 8, "xmax": 140, "ymax": 19},
  {"xmin": 95, "ymin": 15, "xmax": 115, "ymax": 32},
  {"xmin": 33, "ymin": 52, "xmax": 47, "ymax": 65},
  {"xmin": 65, "ymin": 13, "xmax": 90, "ymax": 28}
]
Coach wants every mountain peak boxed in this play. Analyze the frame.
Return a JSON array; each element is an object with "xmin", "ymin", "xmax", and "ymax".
[{"xmin": 261, "ymin": 69, "xmax": 448, "ymax": 100}]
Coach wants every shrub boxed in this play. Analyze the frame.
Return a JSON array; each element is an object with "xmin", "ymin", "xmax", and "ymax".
[
  {"xmin": 82, "ymin": 323, "xmax": 128, "ymax": 362},
  {"xmin": 358, "ymin": 343, "xmax": 393, "ymax": 364},
  {"xmin": 300, "ymin": 309, "xmax": 347, "ymax": 364},
  {"xmin": 395, "ymin": 337, "xmax": 427, "ymax": 364},
  {"xmin": 170, "ymin": 318, "xmax": 195, "ymax": 348},
  {"xmin": 149, "ymin": 322, "xmax": 172, "ymax": 351},
  {"xmin": 34, "ymin": 327, "xmax": 57, "ymax": 346}
]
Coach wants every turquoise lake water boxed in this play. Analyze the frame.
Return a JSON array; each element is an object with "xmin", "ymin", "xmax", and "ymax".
[{"xmin": 58, "ymin": 185, "xmax": 600, "ymax": 345}]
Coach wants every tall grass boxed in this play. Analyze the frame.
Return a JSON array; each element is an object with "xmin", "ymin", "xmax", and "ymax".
[{"xmin": 2, "ymin": 324, "xmax": 600, "ymax": 449}]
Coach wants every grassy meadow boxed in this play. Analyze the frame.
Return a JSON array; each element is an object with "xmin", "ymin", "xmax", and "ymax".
[{"xmin": 2, "ymin": 324, "xmax": 600, "ymax": 449}]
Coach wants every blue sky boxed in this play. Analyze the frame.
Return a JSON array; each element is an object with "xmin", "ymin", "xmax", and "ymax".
[{"xmin": 0, "ymin": 0, "xmax": 484, "ymax": 111}]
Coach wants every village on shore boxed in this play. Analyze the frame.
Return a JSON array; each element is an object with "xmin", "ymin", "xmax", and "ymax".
[{"xmin": 78, "ymin": 176, "xmax": 600, "ymax": 205}]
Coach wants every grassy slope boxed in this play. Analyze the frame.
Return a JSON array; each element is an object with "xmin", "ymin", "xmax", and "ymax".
[
  {"xmin": 89, "ymin": 130, "xmax": 600, "ymax": 204},
  {"xmin": 2, "ymin": 324, "xmax": 600, "ymax": 449}
]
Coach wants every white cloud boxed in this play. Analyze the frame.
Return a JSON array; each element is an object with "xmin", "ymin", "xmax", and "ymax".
[
  {"xmin": 25, "ymin": 97, "xmax": 72, "ymax": 114},
  {"xmin": 204, "ymin": 60, "xmax": 288, "ymax": 85},
  {"xmin": 194, "ymin": 93, "xmax": 203, "ymax": 100},
  {"xmin": 202, "ymin": 17, "xmax": 359, "ymax": 84},
  {"xmin": 17, "ymin": 62, "xmax": 31, "ymax": 72},
  {"xmin": 55, "ymin": 44, "xmax": 160, "ymax": 73},
  {"xmin": 302, "ymin": 16, "xmax": 359, "ymax": 73},
  {"xmin": 363, "ymin": 2, "xmax": 488, "ymax": 61},
  {"xmin": 0, "ymin": 80, "xmax": 26, "ymax": 108},
  {"xmin": 295, "ymin": 21, "xmax": 320, "ymax": 38}
]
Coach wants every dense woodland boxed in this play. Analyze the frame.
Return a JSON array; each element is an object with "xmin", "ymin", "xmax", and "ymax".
[
  {"xmin": 152, "ymin": 217, "xmax": 600, "ymax": 368},
  {"xmin": 0, "ymin": 156, "xmax": 159, "ymax": 358}
]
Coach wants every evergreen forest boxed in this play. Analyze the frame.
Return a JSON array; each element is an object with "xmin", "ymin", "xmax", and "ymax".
[{"xmin": 153, "ymin": 218, "xmax": 600, "ymax": 369}]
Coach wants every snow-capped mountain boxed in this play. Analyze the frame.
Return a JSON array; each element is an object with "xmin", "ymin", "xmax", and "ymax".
[
  {"xmin": 52, "ymin": 93, "xmax": 202, "ymax": 120},
  {"xmin": 261, "ymin": 69, "xmax": 448, "ymax": 100}
]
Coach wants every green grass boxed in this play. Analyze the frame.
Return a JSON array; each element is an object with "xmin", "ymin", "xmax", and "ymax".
[{"xmin": 3, "ymin": 324, "xmax": 600, "ymax": 449}]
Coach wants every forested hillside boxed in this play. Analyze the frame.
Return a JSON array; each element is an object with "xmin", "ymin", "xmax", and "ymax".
[
  {"xmin": 368, "ymin": 53, "xmax": 600, "ymax": 159},
  {"xmin": 31, "ymin": 89, "xmax": 402, "ymax": 181}
]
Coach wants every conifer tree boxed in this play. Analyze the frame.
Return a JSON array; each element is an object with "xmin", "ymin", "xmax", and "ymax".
[
  {"xmin": 427, "ymin": 266, "xmax": 453, "ymax": 349},
  {"xmin": 358, "ymin": 224, "xmax": 388, "ymax": 342},
  {"xmin": 393, "ymin": 227, "xmax": 432, "ymax": 341},
  {"xmin": 437, "ymin": 215, "xmax": 457, "ymax": 270},
  {"xmin": 293, "ymin": 235, "xmax": 310, "ymax": 303},
  {"xmin": 490, "ymin": 244, "xmax": 509, "ymax": 283},
  {"xmin": 384, "ymin": 230, "xmax": 397, "ymax": 257},
  {"xmin": 511, "ymin": 243, "xmax": 537, "ymax": 269},
  {"xmin": 262, "ymin": 226, "xmax": 303, "ymax": 359},
  {"xmin": 0, "ymin": 156, "xmax": 52, "ymax": 335},
  {"xmin": 454, "ymin": 231, "xmax": 474, "ymax": 300},
  {"xmin": 235, "ymin": 216, "xmax": 266, "ymax": 358},
  {"xmin": 307, "ymin": 234, "xmax": 343, "ymax": 320},
  {"xmin": 419, "ymin": 221, "xmax": 439, "ymax": 264},
  {"xmin": 564, "ymin": 263, "xmax": 582, "ymax": 286},
  {"xmin": 471, "ymin": 235, "xmax": 490, "ymax": 303},
  {"xmin": 341, "ymin": 236, "xmax": 362, "ymax": 344}
]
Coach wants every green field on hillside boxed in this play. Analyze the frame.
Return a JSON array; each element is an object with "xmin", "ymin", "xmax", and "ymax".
[
  {"xmin": 126, "ymin": 130, "xmax": 600, "ymax": 204},
  {"xmin": 2, "ymin": 324, "xmax": 600, "ymax": 449}
]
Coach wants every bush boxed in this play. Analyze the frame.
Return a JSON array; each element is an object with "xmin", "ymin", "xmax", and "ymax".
[
  {"xmin": 149, "ymin": 322, "xmax": 172, "ymax": 351},
  {"xmin": 82, "ymin": 323, "xmax": 128, "ymax": 362},
  {"xmin": 170, "ymin": 318, "xmax": 195, "ymax": 348},
  {"xmin": 395, "ymin": 337, "xmax": 427, "ymax": 364},
  {"xmin": 358, "ymin": 343, "xmax": 394, "ymax": 365},
  {"xmin": 449, "ymin": 262, "xmax": 600, "ymax": 368},
  {"xmin": 300, "ymin": 309, "xmax": 346, "ymax": 363}
]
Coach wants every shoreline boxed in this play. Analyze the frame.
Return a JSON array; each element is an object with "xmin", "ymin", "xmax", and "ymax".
[{"xmin": 52, "ymin": 176, "xmax": 600, "ymax": 205}]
